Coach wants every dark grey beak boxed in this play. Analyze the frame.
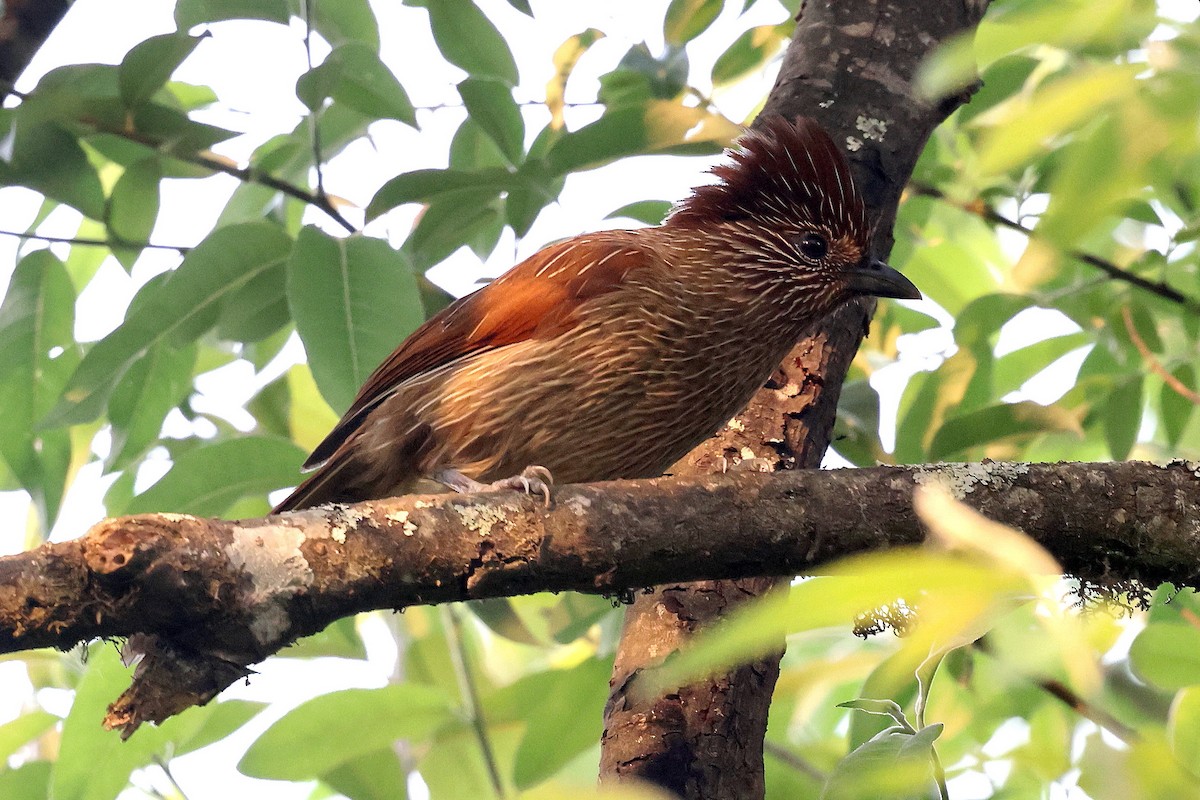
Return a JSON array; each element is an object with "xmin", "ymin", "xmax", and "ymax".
[{"xmin": 843, "ymin": 259, "xmax": 921, "ymax": 300}]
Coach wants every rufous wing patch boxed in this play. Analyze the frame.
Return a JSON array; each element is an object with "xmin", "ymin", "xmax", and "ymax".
[{"xmin": 302, "ymin": 234, "xmax": 657, "ymax": 469}]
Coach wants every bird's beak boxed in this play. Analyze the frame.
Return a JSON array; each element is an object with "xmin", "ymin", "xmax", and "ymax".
[{"xmin": 843, "ymin": 259, "xmax": 922, "ymax": 300}]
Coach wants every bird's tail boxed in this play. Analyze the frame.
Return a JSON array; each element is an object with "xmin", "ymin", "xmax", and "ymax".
[{"xmin": 272, "ymin": 457, "xmax": 359, "ymax": 513}]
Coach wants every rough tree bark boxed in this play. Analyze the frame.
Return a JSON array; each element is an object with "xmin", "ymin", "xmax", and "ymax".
[
  {"xmin": 0, "ymin": 0, "xmax": 70, "ymax": 93},
  {"xmin": 2, "ymin": 460, "xmax": 1198, "ymax": 737},
  {"xmin": 598, "ymin": 1, "xmax": 990, "ymax": 797}
]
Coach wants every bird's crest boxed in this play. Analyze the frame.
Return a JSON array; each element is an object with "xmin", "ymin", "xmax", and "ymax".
[{"xmin": 667, "ymin": 116, "xmax": 868, "ymax": 243}]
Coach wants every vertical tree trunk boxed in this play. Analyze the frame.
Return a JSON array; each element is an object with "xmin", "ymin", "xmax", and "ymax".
[{"xmin": 599, "ymin": 2, "xmax": 990, "ymax": 797}]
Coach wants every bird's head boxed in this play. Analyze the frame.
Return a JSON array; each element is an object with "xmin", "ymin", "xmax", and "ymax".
[{"xmin": 667, "ymin": 116, "xmax": 920, "ymax": 312}]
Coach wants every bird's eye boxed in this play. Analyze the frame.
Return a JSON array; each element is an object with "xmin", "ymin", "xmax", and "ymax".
[{"xmin": 796, "ymin": 232, "xmax": 828, "ymax": 262}]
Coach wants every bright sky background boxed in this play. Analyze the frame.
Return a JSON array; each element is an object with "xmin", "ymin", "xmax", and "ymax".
[{"xmin": 2, "ymin": 0, "xmax": 1197, "ymax": 798}]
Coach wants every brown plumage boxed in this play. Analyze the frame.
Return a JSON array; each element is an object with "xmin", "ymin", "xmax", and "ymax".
[{"xmin": 274, "ymin": 116, "xmax": 920, "ymax": 512}]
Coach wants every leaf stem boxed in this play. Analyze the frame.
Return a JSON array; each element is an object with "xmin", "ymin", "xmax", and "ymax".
[
  {"xmin": 301, "ymin": 0, "xmax": 329, "ymax": 201},
  {"xmin": 0, "ymin": 229, "xmax": 191, "ymax": 252},
  {"xmin": 151, "ymin": 755, "xmax": 193, "ymax": 800},
  {"xmin": 442, "ymin": 605, "xmax": 507, "ymax": 799},
  {"xmin": 1121, "ymin": 304, "xmax": 1200, "ymax": 404}
]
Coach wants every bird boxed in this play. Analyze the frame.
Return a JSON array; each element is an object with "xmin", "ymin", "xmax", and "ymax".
[{"xmin": 273, "ymin": 115, "xmax": 920, "ymax": 513}]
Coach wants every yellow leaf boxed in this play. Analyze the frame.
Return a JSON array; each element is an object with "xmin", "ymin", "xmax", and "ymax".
[
  {"xmin": 976, "ymin": 64, "xmax": 1139, "ymax": 175},
  {"xmin": 286, "ymin": 363, "xmax": 339, "ymax": 452},
  {"xmin": 915, "ymin": 484, "xmax": 1061, "ymax": 576},
  {"xmin": 545, "ymin": 29, "xmax": 605, "ymax": 130}
]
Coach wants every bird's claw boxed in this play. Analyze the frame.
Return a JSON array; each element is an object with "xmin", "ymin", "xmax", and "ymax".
[
  {"xmin": 435, "ymin": 465, "xmax": 554, "ymax": 507},
  {"xmin": 489, "ymin": 465, "xmax": 554, "ymax": 507}
]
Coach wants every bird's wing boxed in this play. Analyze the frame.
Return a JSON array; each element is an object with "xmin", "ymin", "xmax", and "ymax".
[{"xmin": 302, "ymin": 233, "xmax": 657, "ymax": 469}]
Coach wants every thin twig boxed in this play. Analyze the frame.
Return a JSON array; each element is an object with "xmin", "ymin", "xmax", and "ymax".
[
  {"xmin": 6, "ymin": 84, "xmax": 358, "ymax": 235},
  {"xmin": 909, "ymin": 183, "xmax": 1200, "ymax": 313},
  {"xmin": 763, "ymin": 741, "xmax": 828, "ymax": 782},
  {"xmin": 151, "ymin": 755, "xmax": 192, "ymax": 800},
  {"xmin": 301, "ymin": 0, "xmax": 329, "ymax": 199},
  {"xmin": 411, "ymin": 99, "xmax": 605, "ymax": 112},
  {"xmin": 182, "ymin": 151, "xmax": 358, "ymax": 235},
  {"xmin": 975, "ymin": 642, "xmax": 1140, "ymax": 746},
  {"xmin": 1121, "ymin": 304, "xmax": 1200, "ymax": 404},
  {"xmin": 442, "ymin": 606, "xmax": 507, "ymax": 799},
  {"xmin": 1038, "ymin": 678, "xmax": 1139, "ymax": 744},
  {"xmin": 0, "ymin": 229, "xmax": 191, "ymax": 252}
]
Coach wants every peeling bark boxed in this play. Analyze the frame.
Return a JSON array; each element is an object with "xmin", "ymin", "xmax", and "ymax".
[{"xmin": 1, "ymin": 460, "xmax": 1197, "ymax": 736}]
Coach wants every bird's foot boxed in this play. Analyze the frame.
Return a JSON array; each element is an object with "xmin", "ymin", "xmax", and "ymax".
[{"xmin": 434, "ymin": 466, "xmax": 554, "ymax": 507}]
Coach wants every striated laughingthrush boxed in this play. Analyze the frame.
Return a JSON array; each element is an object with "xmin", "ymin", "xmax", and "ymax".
[{"xmin": 273, "ymin": 116, "xmax": 920, "ymax": 512}]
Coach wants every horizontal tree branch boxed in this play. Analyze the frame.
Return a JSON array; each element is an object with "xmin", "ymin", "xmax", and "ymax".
[{"xmin": 1, "ymin": 460, "xmax": 1197, "ymax": 735}]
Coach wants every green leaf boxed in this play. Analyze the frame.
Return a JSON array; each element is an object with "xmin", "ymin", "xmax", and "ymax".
[
  {"xmin": 0, "ymin": 762, "xmax": 51, "ymax": 800},
  {"xmin": 929, "ymin": 401, "xmax": 1082, "ymax": 460},
  {"xmin": 175, "ymin": 699, "xmax": 264, "ymax": 755},
  {"xmin": 107, "ymin": 343, "xmax": 197, "ymax": 470},
  {"xmin": 505, "ymin": 157, "xmax": 563, "ymax": 237},
  {"xmin": 450, "ymin": 116, "xmax": 509, "ymax": 169},
  {"xmin": 125, "ymin": 436, "xmax": 307, "ymax": 516},
  {"xmin": 322, "ymin": 748, "xmax": 410, "ymax": 800},
  {"xmin": 366, "ymin": 166, "xmax": 512, "ymax": 222},
  {"xmin": 311, "ymin": 0, "xmax": 380, "ymax": 51},
  {"xmin": 992, "ymin": 332, "xmax": 1091, "ymax": 397},
  {"xmin": 131, "ymin": 102, "xmax": 240, "ymax": 152},
  {"xmin": 1130, "ymin": 623, "xmax": 1200, "ymax": 691},
  {"xmin": 603, "ymin": 44, "xmax": 689, "ymax": 104},
  {"xmin": 287, "ymin": 228, "xmax": 425, "ymax": 412},
  {"xmin": 17, "ymin": 63, "xmax": 122, "ymax": 129},
  {"xmin": 503, "ymin": 0, "xmax": 533, "ymax": 14},
  {"xmin": 285, "ymin": 363, "xmax": 341, "ymax": 452},
  {"xmin": 822, "ymin": 723, "xmax": 944, "ymax": 800},
  {"xmin": 216, "ymin": 256, "xmax": 290, "ymax": 342},
  {"xmin": 1161, "ymin": 365, "xmax": 1196, "ymax": 448},
  {"xmin": 175, "ymin": 0, "xmax": 290, "ymax": 28},
  {"xmin": 956, "ymin": 55, "xmax": 1041, "ymax": 124},
  {"xmin": 605, "ymin": 200, "xmax": 672, "ymax": 225},
  {"xmin": 1169, "ymin": 686, "xmax": 1200, "ymax": 775},
  {"xmin": 646, "ymin": 550, "xmax": 1020, "ymax": 713},
  {"xmin": 417, "ymin": 721, "xmax": 514, "ymax": 799},
  {"xmin": 977, "ymin": 64, "xmax": 1139, "ymax": 176},
  {"xmin": 106, "ymin": 158, "xmax": 162, "ymax": 269},
  {"xmin": 0, "ymin": 711, "xmax": 58, "ymax": 764},
  {"xmin": 239, "ymin": 684, "xmax": 453, "ymax": 779},
  {"xmin": 0, "ymin": 250, "xmax": 79, "ymax": 527},
  {"xmin": 119, "ymin": 32, "xmax": 206, "ymax": 109},
  {"xmin": 890, "ymin": 220, "xmax": 1000, "ymax": 315},
  {"xmin": 406, "ymin": 192, "xmax": 503, "ymax": 267},
  {"xmin": 54, "ymin": 646, "xmax": 254, "ymax": 800},
  {"xmin": 165, "ymin": 80, "xmax": 219, "ymax": 110},
  {"xmin": 513, "ymin": 657, "xmax": 612, "ymax": 788},
  {"xmin": 1103, "ymin": 376, "xmax": 1143, "ymax": 459},
  {"xmin": 44, "ymin": 222, "xmax": 292, "ymax": 426},
  {"xmin": 469, "ymin": 598, "xmax": 543, "ymax": 645},
  {"xmin": 297, "ymin": 43, "xmax": 415, "ymax": 125},
  {"xmin": 10, "ymin": 122, "xmax": 105, "ymax": 219},
  {"xmin": 422, "ymin": 0, "xmax": 518, "ymax": 85},
  {"xmin": 458, "ymin": 77, "xmax": 525, "ymax": 164},
  {"xmin": 664, "ymin": 0, "xmax": 723, "ymax": 45},
  {"xmin": 282, "ymin": 616, "xmax": 368, "ymax": 660},
  {"xmin": 712, "ymin": 22, "xmax": 792, "ymax": 84},
  {"xmin": 546, "ymin": 102, "xmax": 738, "ymax": 174}
]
